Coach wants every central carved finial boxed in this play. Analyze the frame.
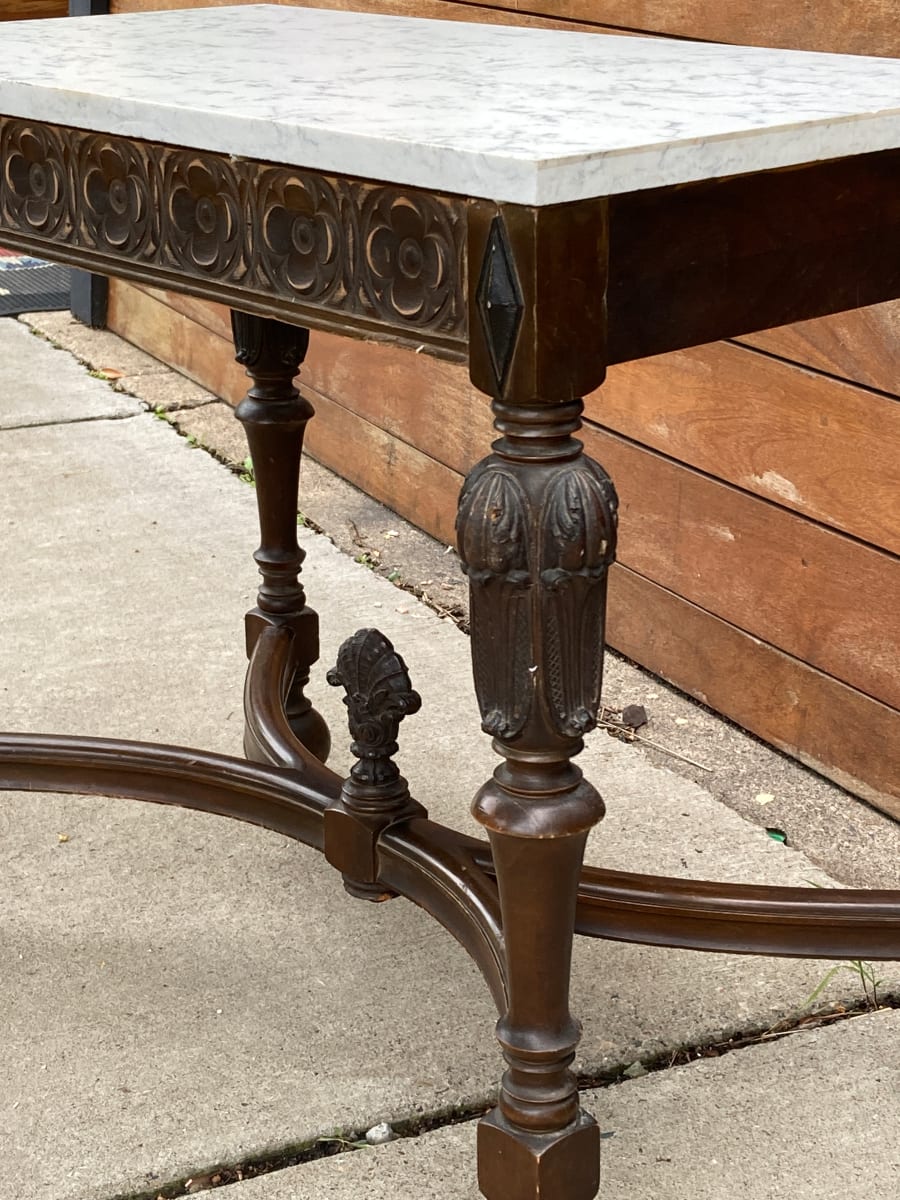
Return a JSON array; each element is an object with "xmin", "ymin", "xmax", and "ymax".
[{"xmin": 327, "ymin": 628, "xmax": 421, "ymax": 787}]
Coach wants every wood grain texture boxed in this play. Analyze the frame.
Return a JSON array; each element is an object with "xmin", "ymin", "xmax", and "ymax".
[
  {"xmin": 111, "ymin": 282, "xmax": 900, "ymax": 706},
  {"xmin": 606, "ymin": 152, "xmax": 900, "ymax": 365},
  {"xmin": 106, "ymin": 279, "xmax": 900, "ymax": 809},
  {"xmin": 109, "ymin": 0, "xmax": 899, "ymax": 394},
  {"xmin": 607, "ymin": 567, "xmax": 900, "ymax": 816},
  {"xmin": 586, "ymin": 429, "xmax": 900, "ymax": 711},
  {"xmin": 737, "ymin": 303, "xmax": 900, "ymax": 396},
  {"xmin": 108, "ymin": 0, "xmax": 606, "ymax": 32},
  {"xmin": 307, "ymin": 392, "xmax": 900, "ymax": 813},
  {"xmin": 596, "ymin": 342, "xmax": 900, "ymax": 553},
  {"xmin": 136, "ymin": 282, "xmax": 235, "ymax": 341},
  {"xmin": 306, "ymin": 391, "xmax": 900, "ymax": 814},
  {"xmin": 303, "ymin": 331, "xmax": 900, "ymax": 564},
  {"xmin": 462, "ymin": 1, "xmax": 900, "ymax": 56},
  {"xmin": 107, "ymin": 279, "xmax": 247, "ymax": 405},
  {"xmin": 0, "ymin": 2, "xmax": 67, "ymax": 18},
  {"xmin": 103, "ymin": 0, "xmax": 900, "ymax": 807},
  {"xmin": 305, "ymin": 391, "xmax": 463, "ymax": 547}
]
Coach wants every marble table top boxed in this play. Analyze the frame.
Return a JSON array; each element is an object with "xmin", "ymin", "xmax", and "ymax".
[{"xmin": 1, "ymin": 5, "xmax": 899, "ymax": 205}]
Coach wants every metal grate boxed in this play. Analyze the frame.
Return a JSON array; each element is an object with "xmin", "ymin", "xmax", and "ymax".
[{"xmin": 0, "ymin": 260, "xmax": 71, "ymax": 317}]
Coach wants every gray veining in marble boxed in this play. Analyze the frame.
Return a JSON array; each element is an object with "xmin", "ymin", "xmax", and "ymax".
[{"xmin": 1, "ymin": 5, "xmax": 899, "ymax": 204}]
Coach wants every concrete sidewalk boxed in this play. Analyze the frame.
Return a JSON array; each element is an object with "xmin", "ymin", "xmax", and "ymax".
[{"xmin": 0, "ymin": 315, "xmax": 897, "ymax": 1200}]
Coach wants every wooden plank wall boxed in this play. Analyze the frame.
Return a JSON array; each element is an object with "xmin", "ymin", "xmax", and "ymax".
[
  {"xmin": 106, "ymin": 0, "xmax": 900, "ymax": 818},
  {"xmin": 1, "ymin": 3, "xmax": 68, "ymax": 18}
]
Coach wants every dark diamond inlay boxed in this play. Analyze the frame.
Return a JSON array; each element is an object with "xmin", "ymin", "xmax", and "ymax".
[{"xmin": 476, "ymin": 217, "xmax": 524, "ymax": 391}]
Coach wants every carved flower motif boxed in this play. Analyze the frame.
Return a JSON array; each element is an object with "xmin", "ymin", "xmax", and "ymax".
[
  {"xmin": 258, "ymin": 171, "xmax": 344, "ymax": 300},
  {"xmin": 164, "ymin": 154, "xmax": 243, "ymax": 276},
  {"xmin": 80, "ymin": 137, "xmax": 152, "ymax": 254},
  {"xmin": 360, "ymin": 191, "xmax": 457, "ymax": 328},
  {"xmin": 2, "ymin": 123, "xmax": 67, "ymax": 237}
]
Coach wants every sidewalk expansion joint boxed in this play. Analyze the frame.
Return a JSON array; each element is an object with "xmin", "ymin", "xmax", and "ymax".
[
  {"xmin": 576, "ymin": 990, "xmax": 899, "ymax": 1092},
  {"xmin": 4, "ymin": 410, "xmax": 141, "ymax": 433},
  {"xmin": 103, "ymin": 996, "xmax": 897, "ymax": 1200},
  {"xmin": 105, "ymin": 1102, "xmax": 493, "ymax": 1200}
]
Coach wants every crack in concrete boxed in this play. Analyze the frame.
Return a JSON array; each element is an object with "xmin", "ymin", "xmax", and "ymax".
[
  {"xmin": 103, "ymin": 996, "xmax": 898, "ymax": 1200},
  {"xmin": 1, "ymin": 410, "xmax": 141, "ymax": 432}
]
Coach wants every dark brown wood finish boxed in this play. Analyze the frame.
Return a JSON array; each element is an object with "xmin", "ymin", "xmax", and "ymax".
[
  {"xmin": 606, "ymin": 150, "xmax": 900, "ymax": 364},
  {"xmin": 461, "ymin": 199, "xmax": 615, "ymax": 1198},
  {"xmin": 102, "ymin": 0, "xmax": 900, "ymax": 819},
  {"xmin": 1, "ymin": 732, "xmax": 898, "ymax": 965},
  {"xmin": 324, "ymin": 628, "xmax": 426, "ymax": 900},
  {"xmin": 232, "ymin": 311, "xmax": 331, "ymax": 762}
]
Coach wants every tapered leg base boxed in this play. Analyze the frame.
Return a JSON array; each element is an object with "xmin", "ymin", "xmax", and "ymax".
[{"xmin": 478, "ymin": 1108, "xmax": 600, "ymax": 1200}]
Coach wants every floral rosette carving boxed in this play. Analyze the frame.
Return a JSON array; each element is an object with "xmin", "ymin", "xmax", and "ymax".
[
  {"xmin": 255, "ymin": 168, "xmax": 347, "ymax": 303},
  {"xmin": 358, "ymin": 189, "xmax": 460, "ymax": 331},
  {"xmin": 78, "ymin": 134, "xmax": 155, "ymax": 256},
  {"xmin": 162, "ymin": 152, "xmax": 244, "ymax": 278},
  {"xmin": 0, "ymin": 121, "xmax": 69, "ymax": 240}
]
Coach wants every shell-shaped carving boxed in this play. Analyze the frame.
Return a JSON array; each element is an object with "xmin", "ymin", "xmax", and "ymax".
[
  {"xmin": 540, "ymin": 460, "xmax": 618, "ymax": 738},
  {"xmin": 327, "ymin": 628, "xmax": 421, "ymax": 786},
  {"xmin": 456, "ymin": 460, "xmax": 533, "ymax": 740}
]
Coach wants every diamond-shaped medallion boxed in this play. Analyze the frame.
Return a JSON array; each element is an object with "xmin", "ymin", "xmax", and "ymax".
[{"xmin": 475, "ymin": 217, "xmax": 524, "ymax": 393}]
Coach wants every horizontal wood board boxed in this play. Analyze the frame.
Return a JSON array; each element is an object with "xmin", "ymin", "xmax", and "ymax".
[
  {"xmin": 462, "ymin": 1, "xmax": 900, "ymax": 56},
  {"xmin": 0, "ymin": 3, "xmax": 67, "ymax": 18},
  {"xmin": 109, "ymin": 0, "xmax": 607, "ymax": 32}
]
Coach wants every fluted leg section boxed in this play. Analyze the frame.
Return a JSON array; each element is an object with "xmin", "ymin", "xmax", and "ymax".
[{"xmin": 231, "ymin": 310, "xmax": 330, "ymax": 763}]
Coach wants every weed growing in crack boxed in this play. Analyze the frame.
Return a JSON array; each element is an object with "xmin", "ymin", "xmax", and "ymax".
[
  {"xmin": 801, "ymin": 880, "xmax": 886, "ymax": 1013},
  {"xmin": 802, "ymin": 959, "xmax": 884, "ymax": 1013}
]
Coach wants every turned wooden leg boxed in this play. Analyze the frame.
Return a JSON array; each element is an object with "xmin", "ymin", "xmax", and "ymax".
[
  {"xmin": 231, "ymin": 310, "xmax": 330, "ymax": 763},
  {"xmin": 460, "ymin": 202, "xmax": 616, "ymax": 1199}
]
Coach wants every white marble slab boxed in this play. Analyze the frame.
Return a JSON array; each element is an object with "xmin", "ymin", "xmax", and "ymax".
[{"xmin": 1, "ymin": 5, "xmax": 899, "ymax": 204}]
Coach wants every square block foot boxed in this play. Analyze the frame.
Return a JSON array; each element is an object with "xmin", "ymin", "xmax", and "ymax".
[{"xmin": 477, "ymin": 1107, "xmax": 600, "ymax": 1200}]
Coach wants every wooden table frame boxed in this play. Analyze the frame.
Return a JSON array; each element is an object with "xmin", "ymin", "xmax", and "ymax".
[{"xmin": 1, "ymin": 114, "xmax": 899, "ymax": 1198}]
